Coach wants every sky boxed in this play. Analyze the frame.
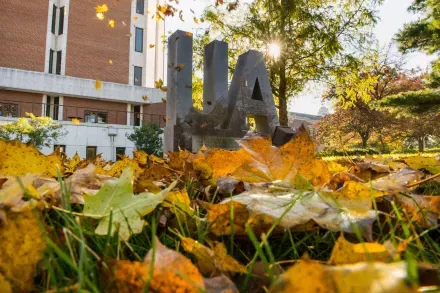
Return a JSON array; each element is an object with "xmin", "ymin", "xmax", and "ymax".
[{"xmin": 165, "ymin": 0, "xmax": 436, "ymax": 115}]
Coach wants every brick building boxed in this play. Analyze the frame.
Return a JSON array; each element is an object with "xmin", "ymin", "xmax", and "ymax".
[{"xmin": 0, "ymin": 0, "xmax": 166, "ymax": 160}]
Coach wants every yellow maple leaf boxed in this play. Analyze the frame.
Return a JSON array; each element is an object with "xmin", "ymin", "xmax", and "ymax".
[
  {"xmin": 0, "ymin": 141, "xmax": 64, "ymax": 178},
  {"xmin": 72, "ymin": 118, "xmax": 80, "ymax": 124},
  {"xmin": 95, "ymin": 79, "xmax": 102, "ymax": 90},
  {"xmin": 108, "ymin": 19, "xmax": 115, "ymax": 27},
  {"xmin": 95, "ymin": 4, "xmax": 109, "ymax": 13},
  {"xmin": 404, "ymin": 155, "xmax": 440, "ymax": 174},
  {"xmin": 155, "ymin": 79, "xmax": 164, "ymax": 88}
]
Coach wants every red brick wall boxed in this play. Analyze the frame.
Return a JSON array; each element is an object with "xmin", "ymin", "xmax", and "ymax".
[
  {"xmin": 66, "ymin": 0, "xmax": 131, "ymax": 84},
  {"xmin": 143, "ymin": 103, "xmax": 166, "ymax": 127},
  {"xmin": 63, "ymin": 97, "xmax": 127, "ymax": 124},
  {"xmin": 0, "ymin": 0, "xmax": 48, "ymax": 71},
  {"xmin": 0, "ymin": 90, "xmax": 43, "ymax": 117}
]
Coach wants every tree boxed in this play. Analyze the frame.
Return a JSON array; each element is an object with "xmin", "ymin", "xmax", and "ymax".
[
  {"xmin": 318, "ymin": 49, "xmax": 429, "ymax": 151},
  {"xmin": 202, "ymin": 0, "xmax": 382, "ymax": 125},
  {"xmin": 380, "ymin": 89, "xmax": 440, "ymax": 115},
  {"xmin": 0, "ymin": 113, "xmax": 65, "ymax": 149},
  {"xmin": 126, "ymin": 123, "xmax": 163, "ymax": 156}
]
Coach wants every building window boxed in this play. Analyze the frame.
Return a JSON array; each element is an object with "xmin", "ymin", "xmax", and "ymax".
[
  {"xmin": 58, "ymin": 7, "xmax": 65, "ymax": 35},
  {"xmin": 48, "ymin": 49, "xmax": 54, "ymax": 73},
  {"xmin": 0, "ymin": 103, "xmax": 18, "ymax": 117},
  {"xmin": 46, "ymin": 96, "xmax": 59, "ymax": 120},
  {"xmin": 116, "ymin": 147, "xmax": 126, "ymax": 161},
  {"xmin": 133, "ymin": 105, "xmax": 141, "ymax": 126},
  {"xmin": 136, "ymin": 0, "xmax": 144, "ymax": 14},
  {"xmin": 134, "ymin": 66, "xmax": 142, "ymax": 86},
  {"xmin": 54, "ymin": 145, "xmax": 66, "ymax": 153},
  {"xmin": 135, "ymin": 27, "xmax": 143, "ymax": 52},
  {"xmin": 51, "ymin": 4, "xmax": 57, "ymax": 34},
  {"xmin": 84, "ymin": 111, "xmax": 107, "ymax": 123},
  {"xmin": 56, "ymin": 51, "xmax": 62, "ymax": 75},
  {"xmin": 86, "ymin": 146, "xmax": 97, "ymax": 160}
]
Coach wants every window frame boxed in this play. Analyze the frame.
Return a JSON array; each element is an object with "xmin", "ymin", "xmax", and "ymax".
[
  {"xmin": 134, "ymin": 66, "xmax": 142, "ymax": 86},
  {"xmin": 54, "ymin": 145, "xmax": 66, "ymax": 153},
  {"xmin": 84, "ymin": 110, "xmax": 108, "ymax": 124},
  {"xmin": 116, "ymin": 147, "xmax": 126, "ymax": 161},
  {"xmin": 58, "ymin": 7, "xmax": 65, "ymax": 35},
  {"xmin": 56, "ymin": 51, "xmax": 62, "ymax": 75},
  {"xmin": 51, "ymin": 4, "xmax": 57, "ymax": 34},
  {"xmin": 48, "ymin": 49, "xmax": 54, "ymax": 74},
  {"xmin": 136, "ymin": 0, "xmax": 145, "ymax": 14},
  {"xmin": 86, "ymin": 146, "xmax": 97, "ymax": 160},
  {"xmin": 135, "ymin": 27, "xmax": 144, "ymax": 52}
]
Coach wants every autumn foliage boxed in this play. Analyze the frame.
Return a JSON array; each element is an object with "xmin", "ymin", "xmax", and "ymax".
[{"xmin": 0, "ymin": 127, "xmax": 439, "ymax": 292}]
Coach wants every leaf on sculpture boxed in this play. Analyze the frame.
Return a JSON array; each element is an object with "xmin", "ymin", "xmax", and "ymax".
[
  {"xmin": 180, "ymin": 237, "xmax": 246, "ymax": 276},
  {"xmin": 83, "ymin": 168, "xmax": 176, "ymax": 240}
]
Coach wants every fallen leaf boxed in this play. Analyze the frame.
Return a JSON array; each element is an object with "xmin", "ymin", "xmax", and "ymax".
[
  {"xmin": 181, "ymin": 237, "xmax": 246, "ymax": 276},
  {"xmin": 0, "ymin": 141, "xmax": 64, "ymax": 177},
  {"xmin": 271, "ymin": 258, "xmax": 414, "ymax": 293},
  {"xmin": 149, "ymin": 44, "xmax": 155, "ymax": 48},
  {"xmin": 204, "ymin": 275, "xmax": 239, "ymax": 293},
  {"xmin": 329, "ymin": 234, "xmax": 392, "ymax": 265},
  {"xmin": 142, "ymin": 95, "xmax": 148, "ymax": 101},
  {"xmin": 95, "ymin": 4, "xmax": 109, "ymax": 14},
  {"xmin": 108, "ymin": 19, "xmax": 115, "ymax": 27},
  {"xmin": 0, "ymin": 175, "xmax": 42, "ymax": 212},
  {"xmin": 83, "ymin": 168, "xmax": 176, "ymax": 239},
  {"xmin": 202, "ymin": 189, "xmax": 377, "ymax": 238},
  {"xmin": 143, "ymin": 238, "xmax": 205, "ymax": 292},
  {"xmin": 0, "ymin": 210, "xmax": 46, "ymax": 292},
  {"xmin": 404, "ymin": 155, "xmax": 440, "ymax": 174}
]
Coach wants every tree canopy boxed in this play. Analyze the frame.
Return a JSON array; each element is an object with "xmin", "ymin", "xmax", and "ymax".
[{"xmin": 202, "ymin": 0, "xmax": 383, "ymax": 125}]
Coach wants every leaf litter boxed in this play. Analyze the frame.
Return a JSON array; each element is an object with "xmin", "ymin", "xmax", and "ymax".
[{"xmin": 0, "ymin": 128, "xmax": 439, "ymax": 292}]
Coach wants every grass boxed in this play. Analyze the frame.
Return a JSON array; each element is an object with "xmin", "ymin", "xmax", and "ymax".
[{"xmin": 31, "ymin": 173, "xmax": 440, "ymax": 292}]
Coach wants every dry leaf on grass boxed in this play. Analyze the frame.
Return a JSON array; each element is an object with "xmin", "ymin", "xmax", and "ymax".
[
  {"xmin": 0, "ymin": 210, "xmax": 46, "ymax": 292},
  {"xmin": 404, "ymin": 155, "xmax": 440, "ymax": 174},
  {"xmin": 270, "ymin": 258, "xmax": 414, "ymax": 293},
  {"xmin": 180, "ymin": 237, "xmax": 246, "ymax": 276},
  {"xmin": 201, "ymin": 189, "xmax": 377, "ymax": 238},
  {"xmin": 83, "ymin": 168, "xmax": 176, "ymax": 240},
  {"xmin": 329, "ymin": 234, "xmax": 392, "ymax": 265}
]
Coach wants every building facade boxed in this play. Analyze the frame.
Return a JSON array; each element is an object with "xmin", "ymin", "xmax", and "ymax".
[{"xmin": 0, "ymin": 0, "xmax": 166, "ymax": 160}]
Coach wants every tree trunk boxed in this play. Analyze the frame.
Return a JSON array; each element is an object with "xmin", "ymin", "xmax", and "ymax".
[
  {"xmin": 418, "ymin": 136, "xmax": 425, "ymax": 152},
  {"xmin": 278, "ymin": 61, "xmax": 288, "ymax": 126},
  {"xmin": 360, "ymin": 133, "xmax": 369, "ymax": 148}
]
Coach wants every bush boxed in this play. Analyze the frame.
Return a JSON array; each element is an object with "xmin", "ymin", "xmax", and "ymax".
[
  {"xmin": 317, "ymin": 147, "xmax": 379, "ymax": 157},
  {"xmin": 126, "ymin": 123, "xmax": 163, "ymax": 156},
  {"xmin": 0, "ymin": 113, "xmax": 65, "ymax": 149}
]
